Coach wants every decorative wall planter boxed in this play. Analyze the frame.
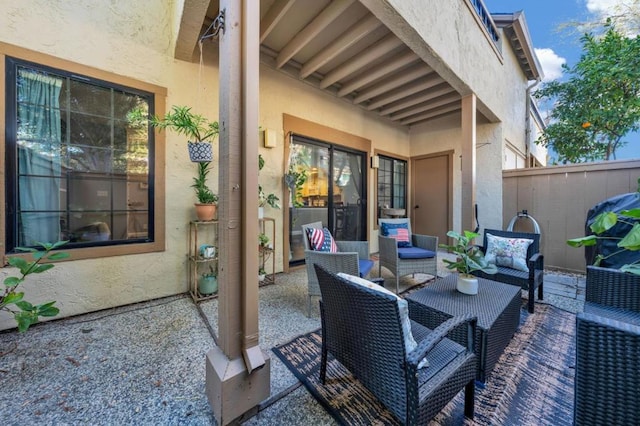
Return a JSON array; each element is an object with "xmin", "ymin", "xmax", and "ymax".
[{"xmin": 188, "ymin": 141, "xmax": 213, "ymax": 162}]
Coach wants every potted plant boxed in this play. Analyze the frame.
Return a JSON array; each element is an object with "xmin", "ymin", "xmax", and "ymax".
[
  {"xmin": 258, "ymin": 154, "xmax": 280, "ymax": 218},
  {"xmin": 128, "ymin": 105, "xmax": 219, "ymax": 162},
  {"xmin": 284, "ymin": 164, "xmax": 307, "ymax": 208},
  {"xmin": 439, "ymin": 230, "xmax": 497, "ymax": 295},
  {"xmin": 258, "ymin": 232, "xmax": 270, "ymax": 248},
  {"xmin": 192, "ymin": 162, "xmax": 219, "ymax": 221},
  {"xmin": 198, "ymin": 265, "xmax": 218, "ymax": 295},
  {"xmin": 258, "ymin": 267, "xmax": 267, "ymax": 283}
]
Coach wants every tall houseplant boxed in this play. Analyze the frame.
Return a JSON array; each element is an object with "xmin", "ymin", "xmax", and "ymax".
[
  {"xmin": 439, "ymin": 230, "xmax": 497, "ymax": 295},
  {"xmin": 129, "ymin": 105, "xmax": 219, "ymax": 162},
  {"xmin": 192, "ymin": 162, "xmax": 218, "ymax": 221}
]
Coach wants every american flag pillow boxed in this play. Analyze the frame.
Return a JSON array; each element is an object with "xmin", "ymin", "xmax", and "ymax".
[
  {"xmin": 381, "ymin": 222, "xmax": 412, "ymax": 247},
  {"xmin": 306, "ymin": 227, "xmax": 338, "ymax": 252}
]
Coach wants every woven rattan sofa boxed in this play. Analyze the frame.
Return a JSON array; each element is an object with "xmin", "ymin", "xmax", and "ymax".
[
  {"xmin": 472, "ymin": 229, "xmax": 544, "ymax": 313},
  {"xmin": 315, "ymin": 264, "xmax": 477, "ymax": 425},
  {"xmin": 574, "ymin": 265, "xmax": 640, "ymax": 425}
]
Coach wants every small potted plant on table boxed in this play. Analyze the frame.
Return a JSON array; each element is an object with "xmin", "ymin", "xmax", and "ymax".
[{"xmin": 439, "ymin": 230, "xmax": 497, "ymax": 295}]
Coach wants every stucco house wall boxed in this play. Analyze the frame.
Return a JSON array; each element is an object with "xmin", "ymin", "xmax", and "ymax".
[
  {"xmin": 0, "ymin": 0, "xmax": 414, "ymax": 329},
  {"xmin": 0, "ymin": 0, "xmax": 538, "ymax": 330},
  {"xmin": 371, "ymin": 0, "xmax": 508, "ymax": 121}
]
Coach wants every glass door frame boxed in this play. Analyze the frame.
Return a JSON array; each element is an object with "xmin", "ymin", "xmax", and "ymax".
[{"xmin": 287, "ymin": 134, "xmax": 368, "ymax": 266}]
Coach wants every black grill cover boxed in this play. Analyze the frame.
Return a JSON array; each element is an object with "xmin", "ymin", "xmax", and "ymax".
[{"xmin": 585, "ymin": 192, "xmax": 640, "ymax": 268}]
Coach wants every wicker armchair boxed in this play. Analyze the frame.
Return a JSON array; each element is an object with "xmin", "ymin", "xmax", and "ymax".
[
  {"xmin": 472, "ymin": 229, "xmax": 544, "ymax": 313},
  {"xmin": 315, "ymin": 265, "xmax": 477, "ymax": 425},
  {"xmin": 378, "ymin": 218, "xmax": 438, "ymax": 294},
  {"xmin": 574, "ymin": 266, "xmax": 640, "ymax": 426},
  {"xmin": 302, "ymin": 222, "xmax": 373, "ymax": 317}
]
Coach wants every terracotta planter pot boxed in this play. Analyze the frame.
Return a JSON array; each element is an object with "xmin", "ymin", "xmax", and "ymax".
[{"xmin": 195, "ymin": 203, "xmax": 217, "ymax": 221}]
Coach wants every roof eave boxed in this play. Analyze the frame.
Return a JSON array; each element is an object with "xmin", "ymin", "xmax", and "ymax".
[{"xmin": 492, "ymin": 11, "xmax": 543, "ymax": 82}]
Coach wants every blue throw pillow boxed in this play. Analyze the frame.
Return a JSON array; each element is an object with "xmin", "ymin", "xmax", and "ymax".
[{"xmin": 380, "ymin": 222, "xmax": 412, "ymax": 248}]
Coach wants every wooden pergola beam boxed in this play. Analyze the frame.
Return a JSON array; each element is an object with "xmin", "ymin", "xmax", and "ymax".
[{"xmin": 276, "ymin": 0, "xmax": 354, "ymax": 68}]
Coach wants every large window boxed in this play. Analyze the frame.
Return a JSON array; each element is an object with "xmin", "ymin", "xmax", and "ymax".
[
  {"xmin": 377, "ymin": 155, "xmax": 407, "ymax": 219},
  {"xmin": 5, "ymin": 57, "xmax": 156, "ymax": 253}
]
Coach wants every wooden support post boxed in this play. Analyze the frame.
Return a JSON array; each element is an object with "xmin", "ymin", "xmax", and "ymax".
[
  {"xmin": 461, "ymin": 94, "xmax": 477, "ymax": 232},
  {"xmin": 206, "ymin": 1, "xmax": 270, "ymax": 424}
]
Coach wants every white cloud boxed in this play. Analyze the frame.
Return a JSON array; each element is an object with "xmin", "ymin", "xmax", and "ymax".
[
  {"xmin": 534, "ymin": 48, "xmax": 566, "ymax": 82},
  {"xmin": 586, "ymin": 0, "xmax": 627, "ymax": 14},
  {"xmin": 584, "ymin": 0, "xmax": 640, "ymax": 36}
]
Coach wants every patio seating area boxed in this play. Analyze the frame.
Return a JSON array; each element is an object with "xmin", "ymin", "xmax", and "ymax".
[{"xmin": 0, "ymin": 251, "xmax": 585, "ymax": 425}]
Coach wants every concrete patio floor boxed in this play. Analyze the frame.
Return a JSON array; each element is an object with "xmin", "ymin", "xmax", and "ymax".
[{"xmin": 0, "ymin": 251, "xmax": 584, "ymax": 425}]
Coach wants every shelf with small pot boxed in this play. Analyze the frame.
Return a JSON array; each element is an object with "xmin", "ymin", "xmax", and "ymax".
[{"xmin": 188, "ymin": 220, "xmax": 219, "ymax": 302}]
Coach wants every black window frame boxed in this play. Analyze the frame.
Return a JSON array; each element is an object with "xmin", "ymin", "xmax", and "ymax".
[
  {"xmin": 5, "ymin": 56, "xmax": 156, "ymax": 253},
  {"xmin": 376, "ymin": 154, "xmax": 407, "ymax": 221}
]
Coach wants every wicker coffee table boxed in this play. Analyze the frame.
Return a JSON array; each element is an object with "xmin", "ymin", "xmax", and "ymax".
[{"xmin": 406, "ymin": 274, "xmax": 521, "ymax": 382}]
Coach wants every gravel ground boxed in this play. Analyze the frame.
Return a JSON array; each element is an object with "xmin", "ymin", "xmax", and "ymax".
[{"xmin": 0, "ymin": 252, "xmax": 584, "ymax": 425}]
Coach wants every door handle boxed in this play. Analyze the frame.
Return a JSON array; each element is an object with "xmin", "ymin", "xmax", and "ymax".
[{"xmin": 414, "ymin": 205, "xmax": 419, "ymax": 209}]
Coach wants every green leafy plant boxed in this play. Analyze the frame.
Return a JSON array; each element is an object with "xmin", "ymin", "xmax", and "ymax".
[
  {"xmin": 192, "ymin": 162, "xmax": 218, "ymax": 204},
  {"xmin": 258, "ymin": 154, "xmax": 280, "ymax": 209},
  {"xmin": 128, "ymin": 105, "xmax": 219, "ymax": 143},
  {"xmin": 258, "ymin": 233, "xmax": 270, "ymax": 247},
  {"xmin": 439, "ymin": 230, "xmax": 497, "ymax": 277},
  {"xmin": 567, "ymin": 207, "xmax": 640, "ymax": 275},
  {"xmin": 1, "ymin": 241, "xmax": 70, "ymax": 332},
  {"xmin": 567, "ymin": 179, "xmax": 640, "ymax": 275},
  {"xmin": 284, "ymin": 165, "xmax": 307, "ymax": 208},
  {"xmin": 202, "ymin": 264, "xmax": 217, "ymax": 278},
  {"xmin": 534, "ymin": 23, "xmax": 640, "ymax": 163}
]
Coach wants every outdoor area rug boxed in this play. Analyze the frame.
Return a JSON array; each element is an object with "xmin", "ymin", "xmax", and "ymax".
[{"xmin": 272, "ymin": 302, "xmax": 576, "ymax": 425}]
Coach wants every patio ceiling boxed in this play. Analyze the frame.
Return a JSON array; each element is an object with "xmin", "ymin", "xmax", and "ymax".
[{"xmin": 195, "ymin": 0, "xmax": 462, "ymax": 127}]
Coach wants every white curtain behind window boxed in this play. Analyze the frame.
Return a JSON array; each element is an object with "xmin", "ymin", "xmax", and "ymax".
[{"xmin": 17, "ymin": 69, "xmax": 63, "ymax": 245}]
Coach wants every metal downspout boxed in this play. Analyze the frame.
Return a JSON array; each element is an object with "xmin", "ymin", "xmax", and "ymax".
[{"xmin": 525, "ymin": 78, "xmax": 541, "ymax": 167}]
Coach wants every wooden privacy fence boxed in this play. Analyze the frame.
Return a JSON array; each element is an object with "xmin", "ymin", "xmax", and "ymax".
[{"xmin": 502, "ymin": 159, "xmax": 640, "ymax": 272}]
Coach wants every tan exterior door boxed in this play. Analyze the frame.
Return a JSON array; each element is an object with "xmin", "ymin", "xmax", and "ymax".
[{"xmin": 411, "ymin": 152, "xmax": 453, "ymax": 245}]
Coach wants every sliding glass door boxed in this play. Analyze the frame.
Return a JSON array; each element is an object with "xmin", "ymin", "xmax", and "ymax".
[{"xmin": 288, "ymin": 135, "xmax": 367, "ymax": 264}]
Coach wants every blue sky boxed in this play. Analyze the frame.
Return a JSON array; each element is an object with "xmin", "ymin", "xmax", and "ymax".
[{"xmin": 483, "ymin": 0, "xmax": 640, "ymax": 161}]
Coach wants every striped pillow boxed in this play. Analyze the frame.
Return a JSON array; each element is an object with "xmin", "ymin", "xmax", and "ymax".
[
  {"xmin": 306, "ymin": 227, "xmax": 338, "ymax": 253},
  {"xmin": 380, "ymin": 222, "xmax": 412, "ymax": 247}
]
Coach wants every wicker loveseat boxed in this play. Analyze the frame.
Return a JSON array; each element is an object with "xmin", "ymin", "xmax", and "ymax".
[
  {"xmin": 472, "ymin": 229, "xmax": 544, "ymax": 313},
  {"xmin": 315, "ymin": 264, "xmax": 477, "ymax": 425},
  {"xmin": 574, "ymin": 265, "xmax": 640, "ymax": 426}
]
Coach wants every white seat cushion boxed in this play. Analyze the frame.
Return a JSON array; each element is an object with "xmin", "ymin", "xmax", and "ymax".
[{"xmin": 337, "ymin": 272, "xmax": 428, "ymax": 368}]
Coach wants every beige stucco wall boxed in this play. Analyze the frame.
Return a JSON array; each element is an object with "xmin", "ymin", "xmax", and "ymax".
[
  {"xmin": 0, "ymin": 0, "xmax": 414, "ymax": 330},
  {"xmin": 364, "ymin": 0, "xmax": 511, "ymax": 122},
  {"xmin": 0, "ymin": 0, "xmax": 219, "ymax": 330},
  {"xmin": 0, "ymin": 0, "xmax": 532, "ymax": 330},
  {"xmin": 409, "ymin": 114, "xmax": 504, "ymax": 234}
]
